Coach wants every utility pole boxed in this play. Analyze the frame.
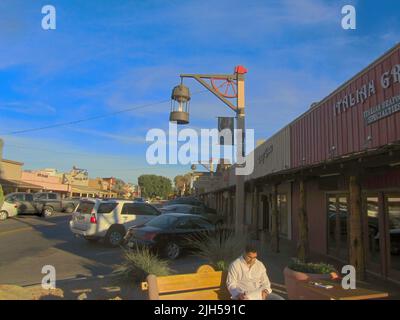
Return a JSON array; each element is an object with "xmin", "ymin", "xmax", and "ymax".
[{"xmin": 171, "ymin": 66, "xmax": 248, "ymax": 234}]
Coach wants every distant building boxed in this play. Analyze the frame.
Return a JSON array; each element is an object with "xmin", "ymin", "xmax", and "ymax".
[
  {"xmin": 21, "ymin": 170, "xmax": 69, "ymax": 195},
  {"xmin": 0, "ymin": 158, "xmax": 42, "ymax": 194}
]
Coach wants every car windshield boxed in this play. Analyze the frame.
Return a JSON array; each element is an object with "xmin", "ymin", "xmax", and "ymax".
[{"xmin": 145, "ymin": 215, "xmax": 179, "ymax": 229}]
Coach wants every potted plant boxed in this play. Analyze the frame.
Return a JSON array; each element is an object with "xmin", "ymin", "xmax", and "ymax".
[{"xmin": 284, "ymin": 258, "xmax": 339, "ymax": 300}]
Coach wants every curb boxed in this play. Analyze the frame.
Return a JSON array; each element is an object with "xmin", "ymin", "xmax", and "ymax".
[{"xmin": 22, "ymin": 273, "xmax": 120, "ymax": 288}]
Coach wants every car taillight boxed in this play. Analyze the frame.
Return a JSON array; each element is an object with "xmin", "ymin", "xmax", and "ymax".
[
  {"xmin": 143, "ymin": 232, "xmax": 156, "ymax": 241},
  {"xmin": 90, "ymin": 214, "xmax": 97, "ymax": 224}
]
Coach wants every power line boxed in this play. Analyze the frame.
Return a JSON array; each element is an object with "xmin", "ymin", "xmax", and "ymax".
[
  {"xmin": 4, "ymin": 143, "xmax": 128, "ymax": 159},
  {"xmin": 3, "ymin": 99, "xmax": 170, "ymax": 135},
  {"xmin": 2, "ymin": 87, "xmax": 212, "ymax": 136}
]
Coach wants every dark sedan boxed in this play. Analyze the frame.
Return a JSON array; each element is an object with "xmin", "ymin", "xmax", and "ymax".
[
  {"xmin": 160, "ymin": 204, "xmax": 223, "ymax": 225},
  {"xmin": 124, "ymin": 213, "xmax": 215, "ymax": 259}
]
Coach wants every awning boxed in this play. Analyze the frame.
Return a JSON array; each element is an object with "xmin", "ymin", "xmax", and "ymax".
[
  {"xmin": 71, "ymin": 185, "xmax": 117, "ymax": 197},
  {"xmin": 0, "ymin": 178, "xmax": 42, "ymax": 190}
]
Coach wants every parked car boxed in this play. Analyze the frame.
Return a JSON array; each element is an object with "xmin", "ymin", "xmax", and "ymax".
[
  {"xmin": 70, "ymin": 199, "xmax": 161, "ymax": 246},
  {"xmin": 160, "ymin": 204, "xmax": 223, "ymax": 225},
  {"xmin": 0, "ymin": 198, "xmax": 20, "ymax": 221},
  {"xmin": 33, "ymin": 192, "xmax": 80, "ymax": 216},
  {"xmin": 5, "ymin": 192, "xmax": 79, "ymax": 217},
  {"xmin": 5, "ymin": 192, "xmax": 37, "ymax": 215},
  {"xmin": 124, "ymin": 213, "xmax": 215, "ymax": 259},
  {"xmin": 164, "ymin": 196, "xmax": 204, "ymax": 207}
]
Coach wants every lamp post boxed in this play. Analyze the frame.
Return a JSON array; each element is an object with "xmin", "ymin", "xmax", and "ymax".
[{"xmin": 170, "ymin": 66, "xmax": 247, "ymax": 233}]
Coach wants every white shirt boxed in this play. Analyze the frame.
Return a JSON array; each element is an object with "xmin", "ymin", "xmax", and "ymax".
[{"xmin": 226, "ymin": 256, "xmax": 272, "ymax": 299}]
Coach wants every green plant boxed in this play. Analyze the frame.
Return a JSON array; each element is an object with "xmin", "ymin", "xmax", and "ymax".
[
  {"xmin": 113, "ymin": 246, "xmax": 173, "ymax": 284},
  {"xmin": 288, "ymin": 258, "xmax": 337, "ymax": 274},
  {"xmin": 187, "ymin": 225, "xmax": 248, "ymax": 271}
]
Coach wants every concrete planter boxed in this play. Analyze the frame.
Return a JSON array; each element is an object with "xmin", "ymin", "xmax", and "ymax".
[{"xmin": 283, "ymin": 267, "xmax": 337, "ymax": 300}]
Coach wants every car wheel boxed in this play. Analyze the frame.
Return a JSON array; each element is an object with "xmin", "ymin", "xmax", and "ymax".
[
  {"xmin": 0, "ymin": 211, "xmax": 8, "ymax": 221},
  {"xmin": 42, "ymin": 206, "xmax": 54, "ymax": 218},
  {"xmin": 105, "ymin": 227, "xmax": 125, "ymax": 247},
  {"xmin": 164, "ymin": 242, "xmax": 181, "ymax": 260}
]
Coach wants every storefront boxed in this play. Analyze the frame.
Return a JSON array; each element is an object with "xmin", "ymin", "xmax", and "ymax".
[
  {"xmin": 201, "ymin": 43, "xmax": 400, "ymax": 283},
  {"xmin": 287, "ymin": 43, "xmax": 400, "ymax": 281},
  {"xmin": 21, "ymin": 171, "xmax": 70, "ymax": 196}
]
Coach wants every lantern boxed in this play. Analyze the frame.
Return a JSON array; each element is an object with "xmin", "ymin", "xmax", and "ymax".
[{"xmin": 170, "ymin": 84, "xmax": 191, "ymax": 124}]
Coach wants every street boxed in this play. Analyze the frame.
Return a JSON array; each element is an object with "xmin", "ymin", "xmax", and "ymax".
[{"xmin": 0, "ymin": 212, "xmax": 205, "ymax": 286}]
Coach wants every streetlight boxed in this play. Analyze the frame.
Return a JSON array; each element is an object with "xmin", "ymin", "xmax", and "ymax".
[
  {"xmin": 170, "ymin": 83, "xmax": 191, "ymax": 124},
  {"xmin": 170, "ymin": 65, "xmax": 248, "ymax": 233}
]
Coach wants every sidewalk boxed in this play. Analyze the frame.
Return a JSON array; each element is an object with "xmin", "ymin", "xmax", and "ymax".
[
  {"xmin": 1, "ymin": 237, "xmax": 399, "ymax": 300},
  {"xmin": 255, "ymin": 235, "xmax": 400, "ymax": 300}
]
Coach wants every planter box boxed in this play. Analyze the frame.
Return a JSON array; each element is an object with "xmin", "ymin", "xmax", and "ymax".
[{"xmin": 283, "ymin": 267, "xmax": 337, "ymax": 300}]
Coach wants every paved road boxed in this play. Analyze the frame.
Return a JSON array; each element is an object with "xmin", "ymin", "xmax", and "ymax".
[{"xmin": 0, "ymin": 213, "xmax": 205, "ymax": 286}]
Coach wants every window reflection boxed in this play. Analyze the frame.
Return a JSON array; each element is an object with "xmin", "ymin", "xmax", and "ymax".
[
  {"xmin": 327, "ymin": 195, "xmax": 348, "ymax": 259},
  {"xmin": 366, "ymin": 197, "xmax": 380, "ymax": 266},
  {"xmin": 387, "ymin": 196, "xmax": 400, "ymax": 272}
]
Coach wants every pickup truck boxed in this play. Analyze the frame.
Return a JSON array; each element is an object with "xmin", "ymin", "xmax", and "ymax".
[
  {"xmin": 33, "ymin": 192, "xmax": 80, "ymax": 216},
  {"xmin": 5, "ymin": 192, "xmax": 79, "ymax": 217}
]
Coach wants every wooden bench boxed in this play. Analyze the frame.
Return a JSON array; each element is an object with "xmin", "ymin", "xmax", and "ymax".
[{"xmin": 141, "ymin": 265, "xmax": 231, "ymax": 300}]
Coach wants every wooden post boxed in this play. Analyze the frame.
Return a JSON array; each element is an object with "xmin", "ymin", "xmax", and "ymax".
[
  {"xmin": 349, "ymin": 175, "xmax": 365, "ymax": 280},
  {"xmin": 255, "ymin": 187, "xmax": 260, "ymax": 240},
  {"xmin": 250, "ymin": 185, "xmax": 256, "ymax": 237},
  {"xmin": 270, "ymin": 184, "xmax": 280, "ymax": 253},
  {"xmin": 297, "ymin": 179, "xmax": 309, "ymax": 262},
  {"xmin": 226, "ymin": 191, "xmax": 231, "ymax": 225},
  {"xmin": 145, "ymin": 274, "xmax": 160, "ymax": 300}
]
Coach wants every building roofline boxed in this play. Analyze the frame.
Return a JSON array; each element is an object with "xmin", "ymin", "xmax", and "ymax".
[
  {"xmin": 289, "ymin": 42, "xmax": 400, "ymax": 124},
  {"xmin": 1, "ymin": 159, "xmax": 24, "ymax": 165}
]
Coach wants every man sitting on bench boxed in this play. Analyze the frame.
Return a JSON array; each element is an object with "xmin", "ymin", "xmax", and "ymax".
[{"xmin": 226, "ymin": 244, "xmax": 284, "ymax": 300}]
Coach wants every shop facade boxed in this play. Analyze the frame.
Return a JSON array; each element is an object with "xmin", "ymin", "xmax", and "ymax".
[{"xmin": 199, "ymin": 43, "xmax": 400, "ymax": 283}]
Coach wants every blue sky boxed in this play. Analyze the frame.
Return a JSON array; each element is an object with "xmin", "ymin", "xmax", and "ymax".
[{"xmin": 0, "ymin": 0, "xmax": 399, "ymax": 184}]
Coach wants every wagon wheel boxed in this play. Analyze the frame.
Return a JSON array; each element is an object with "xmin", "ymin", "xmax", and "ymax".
[{"xmin": 211, "ymin": 78, "xmax": 238, "ymax": 98}]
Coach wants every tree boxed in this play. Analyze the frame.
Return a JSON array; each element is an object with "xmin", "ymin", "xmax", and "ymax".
[
  {"xmin": 112, "ymin": 178, "xmax": 126, "ymax": 198},
  {"xmin": 174, "ymin": 173, "xmax": 193, "ymax": 196},
  {"xmin": 138, "ymin": 175, "xmax": 172, "ymax": 199}
]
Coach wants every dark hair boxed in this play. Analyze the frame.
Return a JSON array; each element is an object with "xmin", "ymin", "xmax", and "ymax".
[{"xmin": 245, "ymin": 243, "xmax": 258, "ymax": 254}]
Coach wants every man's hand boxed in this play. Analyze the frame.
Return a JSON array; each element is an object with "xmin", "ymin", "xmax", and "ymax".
[
  {"xmin": 262, "ymin": 290, "xmax": 269, "ymax": 300},
  {"xmin": 237, "ymin": 293, "xmax": 248, "ymax": 300}
]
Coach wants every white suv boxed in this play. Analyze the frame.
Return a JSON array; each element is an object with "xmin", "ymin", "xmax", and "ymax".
[{"xmin": 69, "ymin": 199, "xmax": 160, "ymax": 246}]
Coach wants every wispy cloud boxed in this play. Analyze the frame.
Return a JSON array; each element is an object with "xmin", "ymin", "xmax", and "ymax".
[{"xmin": 0, "ymin": 101, "xmax": 56, "ymax": 114}]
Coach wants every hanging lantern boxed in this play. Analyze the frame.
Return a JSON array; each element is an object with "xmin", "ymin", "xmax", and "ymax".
[{"xmin": 170, "ymin": 84, "xmax": 191, "ymax": 124}]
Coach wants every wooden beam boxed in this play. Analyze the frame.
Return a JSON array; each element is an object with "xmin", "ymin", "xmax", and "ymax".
[
  {"xmin": 297, "ymin": 179, "xmax": 309, "ymax": 262},
  {"xmin": 270, "ymin": 184, "xmax": 280, "ymax": 253},
  {"xmin": 349, "ymin": 175, "xmax": 365, "ymax": 280},
  {"xmin": 255, "ymin": 187, "xmax": 260, "ymax": 240}
]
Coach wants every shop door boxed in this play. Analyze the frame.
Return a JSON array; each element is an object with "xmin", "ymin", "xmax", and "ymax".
[
  {"xmin": 385, "ymin": 194, "xmax": 400, "ymax": 280},
  {"xmin": 327, "ymin": 195, "xmax": 349, "ymax": 260},
  {"xmin": 363, "ymin": 195, "xmax": 383, "ymax": 275}
]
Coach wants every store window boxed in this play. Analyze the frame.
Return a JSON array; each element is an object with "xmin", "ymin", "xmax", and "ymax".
[
  {"xmin": 387, "ymin": 196, "xmax": 400, "ymax": 273},
  {"xmin": 327, "ymin": 195, "xmax": 348, "ymax": 260},
  {"xmin": 365, "ymin": 196, "xmax": 381, "ymax": 268}
]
